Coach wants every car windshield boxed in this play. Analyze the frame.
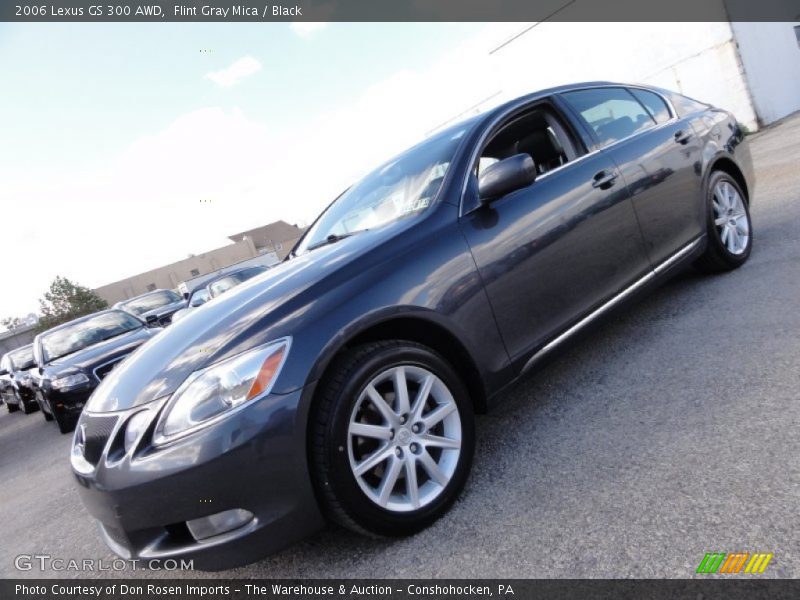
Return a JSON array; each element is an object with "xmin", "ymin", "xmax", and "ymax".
[
  {"xmin": 40, "ymin": 311, "xmax": 142, "ymax": 362},
  {"xmin": 294, "ymin": 125, "xmax": 469, "ymax": 255},
  {"xmin": 119, "ymin": 290, "xmax": 181, "ymax": 315},
  {"xmin": 8, "ymin": 346, "xmax": 35, "ymax": 370},
  {"xmin": 208, "ymin": 267, "xmax": 265, "ymax": 298}
]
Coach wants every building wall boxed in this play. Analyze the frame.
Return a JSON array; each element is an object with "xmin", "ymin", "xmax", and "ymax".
[
  {"xmin": 228, "ymin": 221, "xmax": 306, "ymax": 260},
  {"xmin": 0, "ymin": 326, "xmax": 36, "ymax": 356},
  {"xmin": 731, "ymin": 22, "xmax": 800, "ymax": 125},
  {"xmin": 95, "ymin": 239, "xmax": 259, "ymax": 305},
  {"xmin": 94, "ymin": 221, "xmax": 306, "ymax": 305},
  {"xmin": 482, "ymin": 21, "xmax": 760, "ymax": 130}
]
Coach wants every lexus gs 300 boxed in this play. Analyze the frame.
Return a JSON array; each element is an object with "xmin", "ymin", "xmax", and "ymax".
[{"xmin": 72, "ymin": 82, "xmax": 754, "ymax": 569}]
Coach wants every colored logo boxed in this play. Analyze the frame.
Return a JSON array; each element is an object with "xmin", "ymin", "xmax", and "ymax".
[{"xmin": 696, "ymin": 552, "xmax": 773, "ymax": 574}]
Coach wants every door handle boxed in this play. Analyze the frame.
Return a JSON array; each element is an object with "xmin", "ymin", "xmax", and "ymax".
[
  {"xmin": 591, "ymin": 170, "xmax": 617, "ymax": 190},
  {"xmin": 674, "ymin": 129, "xmax": 692, "ymax": 144}
]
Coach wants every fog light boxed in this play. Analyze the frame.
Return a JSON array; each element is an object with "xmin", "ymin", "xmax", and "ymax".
[{"xmin": 186, "ymin": 509, "xmax": 253, "ymax": 541}]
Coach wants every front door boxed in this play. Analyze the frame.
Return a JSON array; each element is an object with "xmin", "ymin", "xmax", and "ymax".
[{"xmin": 459, "ymin": 102, "xmax": 650, "ymax": 367}]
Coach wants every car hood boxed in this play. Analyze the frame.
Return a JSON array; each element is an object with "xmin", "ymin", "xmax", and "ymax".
[
  {"xmin": 87, "ymin": 230, "xmax": 383, "ymax": 413},
  {"xmin": 45, "ymin": 328, "xmax": 158, "ymax": 378}
]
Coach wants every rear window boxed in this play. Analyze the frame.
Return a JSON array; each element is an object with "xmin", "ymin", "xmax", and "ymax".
[
  {"xmin": 562, "ymin": 87, "xmax": 655, "ymax": 147},
  {"xmin": 669, "ymin": 92, "xmax": 709, "ymax": 117},
  {"xmin": 629, "ymin": 88, "xmax": 672, "ymax": 124}
]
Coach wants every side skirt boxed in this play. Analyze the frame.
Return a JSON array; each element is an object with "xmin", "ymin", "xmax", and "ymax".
[{"xmin": 511, "ymin": 235, "xmax": 705, "ymax": 384}]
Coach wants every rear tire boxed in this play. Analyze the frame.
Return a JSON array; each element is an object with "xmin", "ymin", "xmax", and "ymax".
[
  {"xmin": 695, "ymin": 171, "xmax": 752, "ymax": 273},
  {"xmin": 310, "ymin": 340, "xmax": 474, "ymax": 538}
]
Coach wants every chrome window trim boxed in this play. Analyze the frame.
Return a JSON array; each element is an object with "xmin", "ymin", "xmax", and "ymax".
[{"xmin": 459, "ymin": 84, "xmax": 680, "ymax": 217}]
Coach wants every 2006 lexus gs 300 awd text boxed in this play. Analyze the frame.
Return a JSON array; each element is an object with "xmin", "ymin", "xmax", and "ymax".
[{"xmin": 72, "ymin": 83, "xmax": 754, "ymax": 569}]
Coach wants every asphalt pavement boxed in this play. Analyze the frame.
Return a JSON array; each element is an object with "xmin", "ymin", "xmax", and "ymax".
[{"xmin": 1, "ymin": 112, "xmax": 798, "ymax": 579}]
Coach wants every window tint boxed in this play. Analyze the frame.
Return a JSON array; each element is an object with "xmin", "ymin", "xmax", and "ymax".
[
  {"xmin": 478, "ymin": 107, "xmax": 579, "ymax": 178},
  {"xmin": 629, "ymin": 89, "xmax": 671, "ymax": 124},
  {"xmin": 562, "ymin": 88, "xmax": 655, "ymax": 147}
]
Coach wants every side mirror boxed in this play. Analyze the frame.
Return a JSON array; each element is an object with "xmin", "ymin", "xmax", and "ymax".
[
  {"xmin": 478, "ymin": 153, "xmax": 537, "ymax": 203},
  {"xmin": 183, "ymin": 292, "xmax": 189, "ymax": 300},
  {"xmin": 145, "ymin": 315, "xmax": 159, "ymax": 327}
]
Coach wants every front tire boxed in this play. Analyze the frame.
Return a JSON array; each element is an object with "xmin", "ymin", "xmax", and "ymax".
[
  {"xmin": 6, "ymin": 396, "xmax": 20, "ymax": 413},
  {"xmin": 36, "ymin": 391, "xmax": 54, "ymax": 421},
  {"xmin": 19, "ymin": 394, "xmax": 37, "ymax": 415},
  {"xmin": 695, "ymin": 171, "xmax": 752, "ymax": 273},
  {"xmin": 310, "ymin": 340, "xmax": 475, "ymax": 537},
  {"xmin": 53, "ymin": 408, "xmax": 74, "ymax": 434}
]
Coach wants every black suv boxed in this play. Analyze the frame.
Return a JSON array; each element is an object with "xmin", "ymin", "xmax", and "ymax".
[
  {"xmin": 0, "ymin": 344, "xmax": 39, "ymax": 414},
  {"xmin": 33, "ymin": 310, "xmax": 161, "ymax": 433}
]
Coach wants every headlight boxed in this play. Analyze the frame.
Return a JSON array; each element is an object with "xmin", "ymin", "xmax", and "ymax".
[
  {"xmin": 124, "ymin": 409, "xmax": 153, "ymax": 453},
  {"xmin": 51, "ymin": 373, "xmax": 90, "ymax": 390},
  {"xmin": 153, "ymin": 338, "xmax": 290, "ymax": 445}
]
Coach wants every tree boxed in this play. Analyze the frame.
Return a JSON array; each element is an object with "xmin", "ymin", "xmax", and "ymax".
[
  {"xmin": 37, "ymin": 276, "xmax": 108, "ymax": 332},
  {"xmin": 1, "ymin": 316, "xmax": 24, "ymax": 331}
]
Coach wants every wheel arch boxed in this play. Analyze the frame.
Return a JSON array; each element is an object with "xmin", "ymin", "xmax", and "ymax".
[
  {"xmin": 307, "ymin": 313, "xmax": 489, "ymax": 417},
  {"xmin": 707, "ymin": 156, "xmax": 750, "ymax": 204}
]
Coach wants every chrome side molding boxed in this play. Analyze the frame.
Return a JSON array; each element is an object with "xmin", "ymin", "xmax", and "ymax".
[{"xmin": 522, "ymin": 237, "xmax": 703, "ymax": 372}]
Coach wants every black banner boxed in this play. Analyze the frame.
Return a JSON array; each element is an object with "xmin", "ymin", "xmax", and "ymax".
[
  {"xmin": 2, "ymin": 0, "xmax": 800, "ymax": 22},
  {"xmin": 4, "ymin": 580, "xmax": 800, "ymax": 600}
]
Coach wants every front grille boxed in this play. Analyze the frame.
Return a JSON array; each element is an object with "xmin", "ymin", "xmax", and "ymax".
[
  {"xmin": 82, "ymin": 414, "xmax": 119, "ymax": 465},
  {"xmin": 93, "ymin": 356, "xmax": 127, "ymax": 381}
]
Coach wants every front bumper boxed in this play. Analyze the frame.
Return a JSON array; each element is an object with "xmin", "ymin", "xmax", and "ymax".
[
  {"xmin": 71, "ymin": 385, "xmax": 325, "ymax": 571},
  {"xmin": 47, "ymin": 382, "xmax": 96, "ymax": 425}
]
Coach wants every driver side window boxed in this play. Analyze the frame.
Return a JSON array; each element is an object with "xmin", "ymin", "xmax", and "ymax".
[{"xmin": 478, "ymin": 106, "xmax": 583, "ymax": 179}]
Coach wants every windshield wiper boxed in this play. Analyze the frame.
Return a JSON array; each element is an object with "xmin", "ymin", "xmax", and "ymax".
[{"xmin": 306, "ymin": 229, "xmax": 368, "ymax": 252}]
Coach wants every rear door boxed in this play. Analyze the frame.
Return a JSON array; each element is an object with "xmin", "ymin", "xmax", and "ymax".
[
  {"xmin": 560, "ymin": 86, "xmax": 704, "ymax": 265},
  {"xmin": 459, "ymin": 100, "xmax": 650, "ymax": 367}
]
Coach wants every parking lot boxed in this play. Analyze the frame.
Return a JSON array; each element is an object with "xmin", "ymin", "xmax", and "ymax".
[{"xmin": 1, "ymin": 112, "xmax": 799, "ymax": 579}]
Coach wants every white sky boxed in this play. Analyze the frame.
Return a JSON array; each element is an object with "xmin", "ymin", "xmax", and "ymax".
[{"xmin": 0, "ymin": 22, "xmax": 523, "ymax": 322}]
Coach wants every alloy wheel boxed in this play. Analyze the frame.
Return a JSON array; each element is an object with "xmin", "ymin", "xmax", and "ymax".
[
  {"xmin": 712, "ymin": 180, "xmax": 749, "ymax": 255},
  {"xmin": 347, "ymin": 365, "xmax": 462, "ymax": 513}
]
